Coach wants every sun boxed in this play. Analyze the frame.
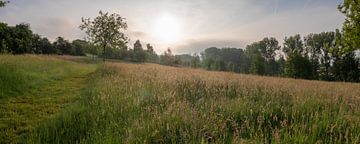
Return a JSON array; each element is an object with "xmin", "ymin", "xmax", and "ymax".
[{"xmin": 153, "ymin": 14, "xmax": 182, "ymax": 43}]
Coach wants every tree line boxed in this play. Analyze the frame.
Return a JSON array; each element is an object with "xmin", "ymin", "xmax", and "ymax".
[
  {"xmin": 0, "ymin": 0, "xmax": 359, "ymax": 82},
  {"xmin": 197, "ymin": 31, "xmax": 359, "ymax": 82}
]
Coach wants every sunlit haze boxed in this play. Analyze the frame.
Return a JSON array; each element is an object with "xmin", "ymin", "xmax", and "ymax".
[
  {"xmin": 0, "ymin": 0, "xmax": 344, "ymax": 54},
  {"xmin": 153, "ymin": 14, "xmax": 182, "ymax": 44}
]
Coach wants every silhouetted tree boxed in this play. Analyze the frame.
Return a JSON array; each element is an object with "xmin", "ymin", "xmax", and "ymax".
[
  {"xmin": 160, "ymin": 48, "xmax": 178, "ymax": 66},
  {"xmin": 145, "ymin": 43, "xmax": 159, "ymax": 63},
  {"xmin": 132, "ymin": 40, "xmax": 146, "ymax": 62}
]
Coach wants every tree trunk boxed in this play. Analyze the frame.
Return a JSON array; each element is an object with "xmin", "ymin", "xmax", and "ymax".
[{"xmin": 103, "ymin": 44, "xmax": 106, "ymax": 62}]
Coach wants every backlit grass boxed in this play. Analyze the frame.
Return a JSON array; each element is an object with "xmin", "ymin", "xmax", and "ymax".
[{"xmin": 28, "ymin": 62, "xmax": 360, "ymax": 143}]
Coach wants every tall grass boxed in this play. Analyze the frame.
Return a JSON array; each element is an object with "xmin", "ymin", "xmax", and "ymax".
[{"xmin": 28, "ymin": 62, "xmax": 360, "ymax": 143}]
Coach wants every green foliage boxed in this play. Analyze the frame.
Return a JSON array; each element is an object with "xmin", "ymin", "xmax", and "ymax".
[
  {"xmin": 332, "ymin": 52, "xmax": 360, "ymax": 82},
  {"xmin": 339, "ymin": 0, "xmax": 360, "ymax": 52},
  {"xmin": 285, "ymin": 53, "xmax": 314, "ymax": 79},
  {"xmin": 283, "ymin": 34, "xmax": 304, "ymax": 56},
  {"xmin": 250, "ymin": 54, "xmax": 265, "ymax": 75},
  {"xmin": 0, "ymin": 0, "xmax": 8, "ymax": 7},
  {"xmin": 145, "ymin": 43, "xmax": 160, "ymax": 63},
  {"xmin": 0, "ymin": 23, "xmax": 33, "ymax": 54},
  {"xmin": 160, "ymin": 48, "xmax": 179, "ymax": 66},
  {"xmin": 203, "ymin": 47, "xmax": 250, "ymax": 73},
  {"xmin": 80, "ymin": 11, "xmax": 129, "ymax": 59},
  {"xmin": 132, "ymin": 40, "xmax": 147, "ymax": 62}
]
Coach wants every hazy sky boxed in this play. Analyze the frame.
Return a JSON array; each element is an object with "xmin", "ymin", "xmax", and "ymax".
[{"xmin": 0, "ymin": 0, "xmax": 344, "ymax": 54}]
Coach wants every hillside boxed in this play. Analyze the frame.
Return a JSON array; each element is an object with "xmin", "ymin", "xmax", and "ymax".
[{"xmin": 1, "ymin": 55, "xmax": 360, "ymax": 143}]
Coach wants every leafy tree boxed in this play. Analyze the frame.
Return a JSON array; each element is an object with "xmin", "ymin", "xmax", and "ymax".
[
  {"xmin": 260, "ymin": 37, "xmax": 280, "ymax": 61},
  {"xmin": 285, "ymin": 53, "xmax": 314, "ymax": 79},
  {"xmin": 338, "ymin": 0, "xmax": 360, "ymax": 52},
  {"xmin": 146, "ymin": 43, "xmax": 159, "ymax": 63},
  {"xmin": 283, "ymin": 34, "xmax": 304, "ymax": 57},
  {"xmin": 283, "ymin": 34, "xmax": 315, "ymax": 79},
  {"xmin": 132, "ymin": 40, "xmax": 146, "ymax": 62},
  {"xmin": 80, "ymin": 11, "xmax": 128, "ymax": 60},
  {"xmin": 250, "ymin": 54, "xmax": 265, "ymax": 75},
  {"xmin": 160, "ymin": 48, "xmax": 178, "ymax": 66},
  {"xmin": 0, "ymin": 22, "xmax": 10, "ymax": 53},
  {"xmin": 1, "ymin": 23, "xmax": 33, "ymax": 54},
  {"xmin": 0, "ymin": 0, "xmax": 8, "ymax": 7},
  {"xmin": 38, "ymin": 37, "xmax": 54, "ymax": 54},
  {"xmin": 190, "ymin": 54, "xmax": 201, "ymax": 68},
  {"xmin": 54, "ymin": 37, "xmax": 73, "ymax": 55},
  {"xmin": 332, "ymin": 52, "xmax": 360, "ymax": 82},
  {"xmin": 246, "ymin": 42, "xmax": 266, "ymax": 75},
  {"xmin": 304, "ymin": 32, "xmax": 336, "ymax": 80},
  {"xmin": 71, "ymin": 39, "xmax": 87, "ymax": 56}
]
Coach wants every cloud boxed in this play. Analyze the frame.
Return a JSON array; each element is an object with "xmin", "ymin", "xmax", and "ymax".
[{"xmin": 32, "ymin": 17, "xmax": 81, "ymax": 41}]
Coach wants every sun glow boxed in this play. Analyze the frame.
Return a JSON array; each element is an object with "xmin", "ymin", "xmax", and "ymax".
[{"xmin": 153, "ymin": 14, "xmax": 182, "ymax": 43}]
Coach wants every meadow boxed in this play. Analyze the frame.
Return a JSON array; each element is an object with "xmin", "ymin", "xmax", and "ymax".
[{"xmin": 1, "ymin": 55, "xmax": 360, "ymax": 143}]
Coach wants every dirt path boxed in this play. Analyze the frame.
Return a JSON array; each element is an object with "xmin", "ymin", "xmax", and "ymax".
[{"xmin": 0, "ymin": 73, "xmax": 92, "ymax": 143}]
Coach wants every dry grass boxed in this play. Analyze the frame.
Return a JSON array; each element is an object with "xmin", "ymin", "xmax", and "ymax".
[{"xmin": 29, "ymin": 61, "xmax": 360, "ymax": 143}]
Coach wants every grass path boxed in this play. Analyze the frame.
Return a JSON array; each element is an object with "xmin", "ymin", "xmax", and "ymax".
[{"xmin": 0, "ymin": 69, "xmax": 95, "ymax": 143}]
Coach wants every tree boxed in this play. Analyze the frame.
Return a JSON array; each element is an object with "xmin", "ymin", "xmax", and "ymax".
[
  {"xmin": 132, "ymin": 40, "xmax": 146, "ymax": 62},
  {"xmin": 2, "ymin": 23, "xmax": 33, "ymax": 54},
  {"xmin": 304, "ymin": 32, "xmax": 336, "ymax": 80},
  {"xmin": 250, "ymin": 54, "xmax": 265, "ymax": 75},
  {"xmin": 54, "ymin": 37, "xmax": 73, "ymax": 55},
  {"xmin": 339, "ymin": 0, "xmax": 360, "ymax": 52},
  {"xmin": 285, "ymin": 53, "xmax": 314, "ymax": 79},
  {"xmin": 80, "ymin": 11, "xmax": 128, "ymax": 61},
  {"xmin": 283, "ymin": 34, "xmax": 315, "ymax": 79},
  {"xmin": 160, "ymin": 48, "xmax": 177, "ymax": 66},
  {"xmin": 71, "ymin": 39, "xmax": 87, "ymax": 56},
  {"xmin": 0, "ymin": 0, "xmax": 8, "ymax": 7},
  {"xmin": 145, "ymin": 43, "xmax": 159, "ymax": 63},
  {"xmin": 0, "ymin": 23, "xmax": 10, "ymax": 53},
  {"xmin": 332, "ymin": 52, "xmax": 360, "ymax": 82},
  {"xmin": 246, "ymin": 42, "xmax": 266, "ymax": 75},
  {"xmin": 260, "ymin": 37, "xmax": 280, "ymax": 61},
  {"xmin": 190, "ymin": 54, "xmax": 201, "ymax": 68},
  {"xmin": 283, "ymin": 34, "xmax": 304, "ymax": 57}
]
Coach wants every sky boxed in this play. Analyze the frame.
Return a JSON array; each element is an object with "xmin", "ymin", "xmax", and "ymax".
[{"xmin": 0, "ymin": 0, "xmax": 344, "ymax": 54}]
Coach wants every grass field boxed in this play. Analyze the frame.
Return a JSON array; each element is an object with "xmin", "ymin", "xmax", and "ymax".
[
  {"xmin": 0, "ymin": 55, "xmax": 98, "ymax": 143},
  {"xmin": 1, "ymin": 55, "xmax": 360, "ymax": 143}
]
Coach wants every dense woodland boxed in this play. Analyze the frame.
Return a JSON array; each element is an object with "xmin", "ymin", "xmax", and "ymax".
[{"xmin": 0, "ymin": 0, "xmax": 359, "ymax": 82}]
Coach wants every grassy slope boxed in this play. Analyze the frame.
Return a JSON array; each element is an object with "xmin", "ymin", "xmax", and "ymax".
[
  {"xmin": 0, "ymin": 55, "xmax": 97, "ymax": 99},
  {"xmin": 0, "ymin": 55, "xmax": 98, "ymax": 143},
  {"xmin": 28, "ymin": 62, "xmax": 360, "ymax": 143}
]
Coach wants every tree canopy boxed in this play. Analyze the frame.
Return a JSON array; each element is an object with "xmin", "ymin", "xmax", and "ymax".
[
  {"xmin": 339, "ymin": 0, "xmax": 360, "ymax": 52},
  {"xmin": 0, "ymin": 0, "xmax": 8, "ymax": 7},
  {"xmin": 80, "ymin": 11, "xmax": 129, "ymax": 60}
]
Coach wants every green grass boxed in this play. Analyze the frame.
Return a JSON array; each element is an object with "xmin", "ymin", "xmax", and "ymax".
[
  {"xmin": 0, "ymin": 55, "xmax": 98, "ymax": 143},
  {"xmin": 27, "ymin": 62, "xmax": 360, "ymax": 144},
  {"xmin": 1, "ymin": 56, "xmax": 360, "ymax": 143},
  {"xmin": 0, "ymin": 55, "xmax": 98, "ymax": 99}
]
